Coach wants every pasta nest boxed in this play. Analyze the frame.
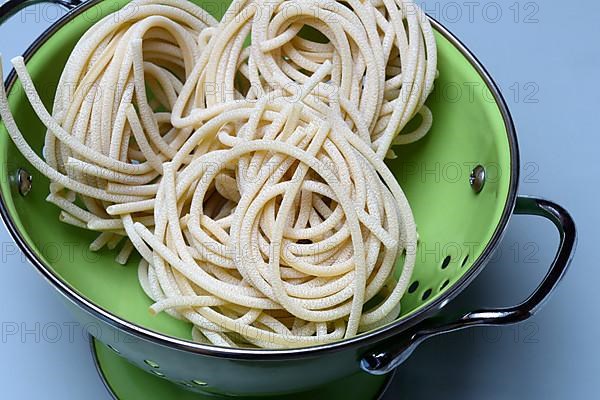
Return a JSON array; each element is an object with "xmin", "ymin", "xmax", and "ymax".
[{"xmin": 0, "ymin": 0, "xmax": 436, "ymax": 348}]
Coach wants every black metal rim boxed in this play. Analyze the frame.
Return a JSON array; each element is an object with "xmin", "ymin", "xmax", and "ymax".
[{"xmin": 0, "ymin": 0, "xmax": 520, "ymax": 361}]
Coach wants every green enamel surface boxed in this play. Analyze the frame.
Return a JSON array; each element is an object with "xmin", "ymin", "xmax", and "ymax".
[
  {"xmin": 93, "ymin": 339, "xmax": 389, "ymax": 399},
  {"xmin": 0, "ymin": 0, "xmax": 511, "ymax": 345}
]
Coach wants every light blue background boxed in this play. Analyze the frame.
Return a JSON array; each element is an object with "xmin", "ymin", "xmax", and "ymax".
[{"xmin": 0, "ymin": 1, "xmax": 596, "ymax": 399}]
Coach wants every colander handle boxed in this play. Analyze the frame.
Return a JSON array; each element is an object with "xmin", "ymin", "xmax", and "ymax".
[
  {"xmin": 361, "ymin": 195, "xmax": 577, "ymax": 375},
  {"xmin": 0, "ymin": 0, "xmax": 82, "ymax": 24}
]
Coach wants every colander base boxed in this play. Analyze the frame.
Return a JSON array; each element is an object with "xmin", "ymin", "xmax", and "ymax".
[{"xmin": 90, "ymin": 337, "xmax": 393, "ymax": 399}]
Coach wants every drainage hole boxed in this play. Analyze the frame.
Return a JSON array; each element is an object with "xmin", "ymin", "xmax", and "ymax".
[
  {"xmin": 408, "ymin": 281, "xmax": 419, "ymax": 294},
  {"xmin": 440, "ymin": 279, "xmax": 450, "ymax": 291},
  {"xmin": 441, "ymin": 255, "xmax": 451, "ymax": 269},
  {"xmin": 461, "ymin": 254, "xmax": 469, "ymax": 267},
  {"xmin": 421, "ymin": 288, "xmax": 432, "ymax": 301}
]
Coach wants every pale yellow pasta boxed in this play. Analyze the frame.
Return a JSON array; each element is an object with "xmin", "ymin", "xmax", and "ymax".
[{"xmin": 0, "ymin": 0, "xmax": 436, "ymax": 348}]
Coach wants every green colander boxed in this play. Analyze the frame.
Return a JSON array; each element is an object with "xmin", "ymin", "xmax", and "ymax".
[{"xmin": 0, "ymin": 0, "xmax": 577, "ymax": 398}]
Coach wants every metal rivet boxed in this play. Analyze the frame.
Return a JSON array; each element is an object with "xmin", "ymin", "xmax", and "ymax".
[
  {"xmin": 106, "ymin": 344, "xmax": 120, "ymax": 354},
  {"xmin": 16, "ymin": 168, "xmax": 32, "ymax": 196},
  {"xmin": 151, "ymin": 370, "xmax": 165, "ymax": 377},
  {"xmin": 469, "ymin": 165, "xmax": 485, "ymax": 193},
  {"xmin": 191, "ymin": 380, "xmax": 208, "ymax": 386},
  {"xmin": 144, "ymin": 359, "xmax": 160, "ymax": 368}
]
